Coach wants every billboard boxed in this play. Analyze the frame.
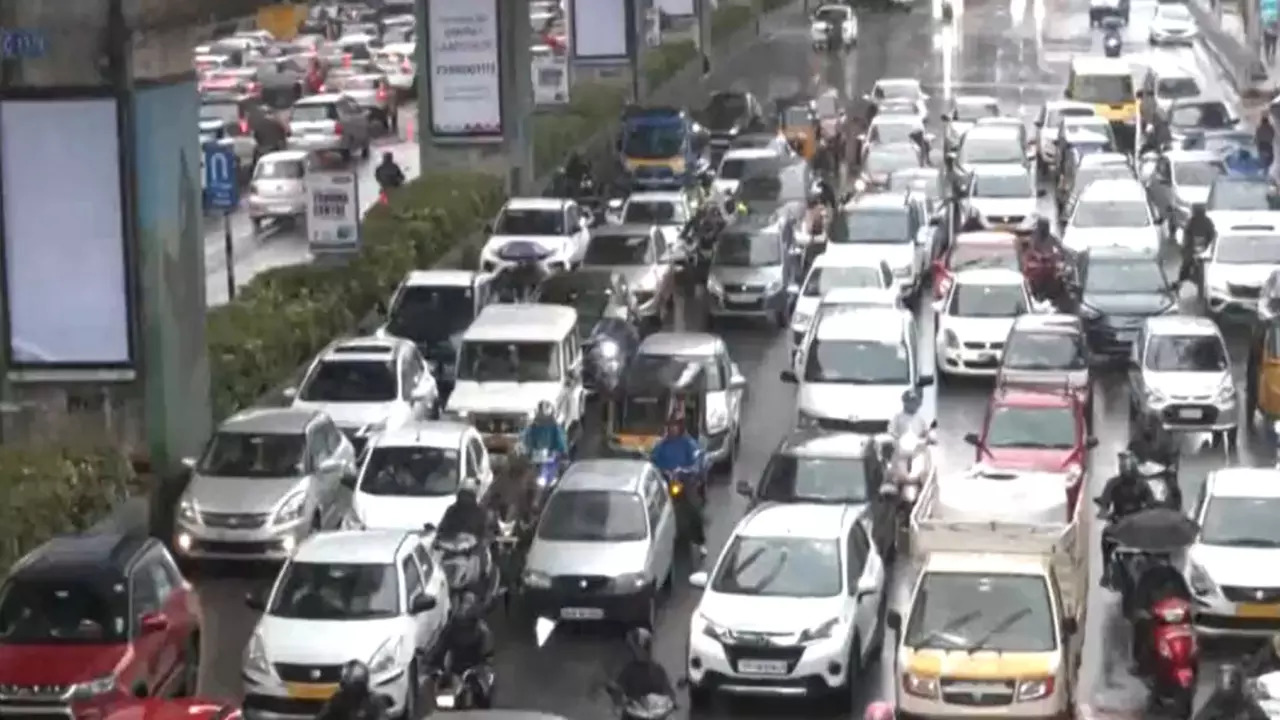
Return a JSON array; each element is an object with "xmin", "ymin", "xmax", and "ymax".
[
  {"xmin": 306, "ymin": 170, "xmax": 362, "ymax": 253},
  {"xmin": 0, "ymin": 97, "xmax": 132, "ymax": 369},
  {"xmin": 571, "ymin": 0, "xmax": 631, "ymax": 61},
  {"xmin": 426, "ymin": 0, "xmax": 504, "ymax": 142}
]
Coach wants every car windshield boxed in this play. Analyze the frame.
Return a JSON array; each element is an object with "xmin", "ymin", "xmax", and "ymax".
[
  {"xmin": 538, "ymin": 490, "xmax": 647, "ymax": 541},
  {"xmin": 869, "ymin": 121, "xmax": 916, "ymax": 144},
  {"xmin": 876, "ymin": 82, "xmax": 920, "ymax": 100},
  {"xmin": 804, "ymin": 339, "xmax": 911, "ymax": 384},
  {"xmin": 1073, "ymin": 166, "xmax": 1131, "ymax": 192},
  {"xmin": 200, "ymin": 103, "xmax": 239, "ymax": 122},
  {"xmin": 954, "ymin": 101, "xmax": 999, "ymax": 121},
  {"xmin": 1003, "ymin": 330, "xmax": 1087, "ymax": 370},
  {"xmin": 803, "ymin": 266, "xmax": 882, "ymax": 296},
  {"xmin": 758, "ymin": 454, "xmax": 869, "ymax": 503},
  {"xmin": 718, "ymin": 157, "xmax": 774, "ymax": 180},
  {"xmin": 198, "ymin": 431, "xmax": 305, "ymax": 477},
  {"xmin": 1084, "ymin": 258, "xmax": 1168, "ymax": 293},
  {"xmin": 904, "ymin": 572, "xmax": 1055, "ymax": 651},
  {"xmin": 815, "ymin": 6, "xmax": 848, "ymax": 22},
  {"xmin": 706, "ymin": 94, "xmax": 747, "ymax": 127},
  {"xmin": 1144, "ymin": 334, "xmax": 1229, "ymax": 371},
  {"xmin": 1201, "ymin": 496, "xmax": 1280, "ymax": 547},
  {"xmin": 959, "ymin": 135, "xmax": 1023, "ymax": 164},
  {"xmin": 843, "ymin": 208, "xmax": 909, "ymax": 242},
  {"xmin": 300, "ymin": 359, "xmax": 396, "ymax": 402},
  {"xmin": 385, "ymin": 285, "xmax": 475, "ymax": 345},
  {"xmin": 711, "ymin": 537, "xmax": 841, "ymax": 597},
  {"xmin": 948, "ymin": 283, "xmax": 1026, "ymax": 317},
  {"xmin": 1071, "ymin": 198, "xmax": 1151, "ymax": 227},
  {"xmin": 1156, "ymin": 77, "xmax": 1200, "ymax": 99},
  {"xmin": 623, "ymin": 200, "xmax": 684, "ymax": 224},
  {"xmin": 0, "ymin": 579, "xmax": 128, "ymax": 644},
  {"xmin": 584, "ymin": 234, "xmax": 653, "ymax": 265},
  {"xmin": 985, "ymin": 406, "xmax": 1077, "ymax": 449},
  {"xmin": 1169, "ymin": 103, "xmax": 1234, "ymax": 129},
  {"xmin": 1215, "ymin": 234, "xmax": 1280, "ymax": 263},
  {"xmin": 972, "ymin": 172, "xmax": 1034, "ymax": 198},
  {"xmin": 255, "ymin": 160, "xmax": 304, "ymax": 179},
  {"xmin": 623, "ymin": 122, "xmax": 684, "ymax": 159},
  {"xmin": 1209, "ymin": 179, "xmax": 1280, "ymax": 210},
  {"xmin": 269, "ymin": 563, "xmax": 399, "ymax": 619},
  {"xmin": 358, "ymin": 445, "xmax": 459, "ymax": 497},
  {"xmin": 457, "ymin": 341, "xmax": 560, "ymax": 382},
  {"xmin": 1072, "ymin": 74, "xmax": 1132, "ymax": 104},
  {"xmin": 1173, "ymin": 159, "xmax": 1224, "ymax": 186},
  {"xmin": 864, "ymin": 145, "xmax": 919, "ymax": 174},
  {"xmin": 291, "ymin": 104, "xmax": 336, "ymax": 122},
  {"xmin": 714, "ymin": 232, "xmax": 780, "ymax": 266},
  {"xmin": 1158, "ymin": 5, "xmax": 1192, "ymax": 20},
  {"xmin": 494, "ymin": 208, "xmax": 563, "ymax": 235}
]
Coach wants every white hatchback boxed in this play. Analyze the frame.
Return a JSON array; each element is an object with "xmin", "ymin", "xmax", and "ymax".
[
  {"xmin": 1062, "ymin": 178, "xmax": 1161, "ymax": 255},
  {"xmin": 935, "ymin": 267, "xmax": 1030, "ymax": 377}
]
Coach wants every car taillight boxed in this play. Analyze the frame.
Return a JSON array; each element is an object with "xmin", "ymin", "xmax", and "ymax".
[
  {"xmin": 239, "ymin": 119, "xmax": 250, "ymax": 134},
  {"xmin": 376, "ymin": 85, "xmax": 387, "ymax": 101},
  {"xmin": 401, "ymin": 60, "xmax": 412, "ymax": 72},
  {"xmin": 334, "ymin": 122, "xmax": 343, "ymax": 136},
  {"xmin": 342, "ymin": 54, "xmax": 351, "ymax": 66}
]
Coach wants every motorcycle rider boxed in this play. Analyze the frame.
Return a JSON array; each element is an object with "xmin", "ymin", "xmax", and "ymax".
[
  {"xmin": 436, "ymin": 480, "xmax": 494, "ymax": 595},
  {"xmin": 1179, "ymin": 203, "xmax": 1215, "ymax": 297},
  {"xmin": 316, "ymin": 661, "xmax": 388, "ymax": 720},
  {"xmin": 889, "ymin": 389, "xmax": 929, "ymax": 439},
  {"xmin": 491, "ymin": 252, "xmax": 551, "ymax": 302},
  {"xmin": 1258, "ymin": 111, "xmax": 1276, "ymax": 170},
  {"xmin": 649, "ymin": 411, "xmax": 707, "ymax": 555},
  {"xmin": 1194, "ymin": 664, "xmax": 1269, "ymax": 720},
  {"xmin": 1095, "ymin": 450, "xmax": 1157, "ymax": 589},
  {"xmin": 374, "ymin": 152, "xmax": 404, "ymax": 193},
  {"xmin": 613, "ymin": 628, "xmax": 675, "ymax": 709},
  {"xmin": 439, "ymin": 591, "xmax": 495, "ymax": 708},
  {"xmin": 515, "ymin": 400, "xmax": 569, "ymax": 512},
  {"xmin": 563, "ymin": 150, "xmax": 593, "ymax": 194}
]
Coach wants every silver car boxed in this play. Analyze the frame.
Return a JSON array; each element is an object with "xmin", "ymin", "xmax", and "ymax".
[
  {"xmin": 1128, "ymin": 315, "xmax": 1238, "ymax": 447},
  {"xmin": 706, "ymin": 224, "xmax": 796, "ymax": 327},
  {"xmin": 581, "ymin": 223, "xmax": 677, "ymax": 326},
  {"xmin": 248, "ymin": 150, "xmax": 310, "ymax": 229},
  {"xmin": 521, "ymin": 459, "xmax": 677, "ymax": 626},
  {"xmin": 333, "ymin": 72, "xmax": 397, "ymax": 133},
  {"xmin": 287, "ymin": 93, "xmax": 371, "ymax": 161},
  {"xmin": 174, "ymin": 407, "xmax": 357, "ymax": 561}
]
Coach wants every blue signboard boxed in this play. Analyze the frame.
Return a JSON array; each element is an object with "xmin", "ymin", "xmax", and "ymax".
[
  {"xmin": 203, "ymin": 144, "xmax": 239, "ymax": 211},
  {"xmin": 0, "ymin": 29, "xmax": 46, "ymax": 59}
]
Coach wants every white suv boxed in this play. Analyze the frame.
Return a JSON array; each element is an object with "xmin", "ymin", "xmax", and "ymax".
[
  {"xmin": 481, "ymin": 197, "xmax": 591, "ymax": 272},
  {"xmin": 685, "ymin": 503, "xmax": 887, "ymax": 708}
]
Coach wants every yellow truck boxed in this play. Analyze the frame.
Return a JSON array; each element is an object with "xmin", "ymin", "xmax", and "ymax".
[{"xmin": 889, "ymin": 469, "xmax": 1087, "ymax": 720}]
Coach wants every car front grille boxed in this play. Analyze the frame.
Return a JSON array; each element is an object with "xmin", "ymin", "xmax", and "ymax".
[
  {"xmin": 1229, "ymin": 283, "xmax": 1261, "ymax": 299},
  {"xmin": 273, "ymin": 663, "xmax": 345, "ymax": 684},
  {"xmin": 962, "ymin": 341, "xmax": 1004, "ymax": 350},
  {"xmin": 723, "ymin": 284, "xmax": 766, "ymax": 294},
  {"xmin": 815, "ymin": 417, "xmax": 889, "ymax": 434},
  {"xmin": 985, "ymin": 215, "xmax": 1024, "ymax": 226},
  {"xmin": 473, "ymin": 413, "xmax": 525, "ymax": 435},
  {"xmin": 721, "ymin": 641, "xmax": 805, "ymax": 674},
  {"xmin": 1222, "ymin": 586, "xmax": 1280, "ymax": 603},
  {"xmin": 940, "ymin": 679, "xmax": 1016, "ymax": 706},
  {"xmin": 198, "ymin": 511, "xmax": 268, "ymax": 529},
  {"xmin": 552, "ymin": 575, "xmax": 612, "ymax": 594}
]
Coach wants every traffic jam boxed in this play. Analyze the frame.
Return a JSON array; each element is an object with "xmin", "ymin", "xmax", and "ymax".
[{"xmin": 7, "ymin": 0, "xmax": 1280, "ymax": 718}]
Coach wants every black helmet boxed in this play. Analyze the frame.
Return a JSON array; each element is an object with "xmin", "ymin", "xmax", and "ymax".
[
  {"xmin": 1216, "ymin": 663, "xmax": 1244, "ymax": 695},
  {"xmin": 456, "ymin": 590, "xmax": 479, "ymax": 621},
  {"xmin": 339, "ymin": 659, "xmax": 371, "ymax": 696},
  {"xmin": 901, "ymin": 388, "xmax": 921, "ymax": 414},
  {"xmin": 1191, "ymin": 202, "xmax": 1207, "ymax": 216},
  {"xmin": 1034, "ymin": 216, "xmax": 1051, "ymax": 237},
  {"xmin": 455, "ymin": 485, "xmax": 477, "ymax": 506},
  {"xmin": 626, "ymin": 626, "xmax": 653, "ymax": 660},
  {"xmin": 381, "ymin": 151, "xmax": 394, "ymax": 163}
]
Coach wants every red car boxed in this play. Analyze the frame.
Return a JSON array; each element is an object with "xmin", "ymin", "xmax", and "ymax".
[
  {"xmin": 964, "ymin": 385, "xmax": 1098, "ymax": 511},
  {"xmin": 932, "ymin": 230, "xmax": 1021, "ymax": 299},
  {"xmin": 0, "ymin": 533, "xmax": 202, "ymax": 718},
  {"xmin": 106, "ymin": 699, "xmax": 240, "ymax": 720}
]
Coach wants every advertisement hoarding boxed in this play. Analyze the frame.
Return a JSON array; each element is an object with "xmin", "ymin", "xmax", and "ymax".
[
  {"xmin": 306, "ymin": 170, "xmax": 361, "ymax": 254},
  {"xmin": 426, "ymin": 0, "xmax": 504, "ymax": 142},
  {"xmin": 532, "ymin": 52, "xmax": 571, "ymax": 105},
  {"xmin": 570, "ymin": 0, "xmax": 630, "ymax": 61}
]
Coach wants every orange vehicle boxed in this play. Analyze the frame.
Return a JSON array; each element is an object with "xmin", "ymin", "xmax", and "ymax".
[{"xmin": 777, "ymin": 99, "xmax": 818, "ymax": 159}]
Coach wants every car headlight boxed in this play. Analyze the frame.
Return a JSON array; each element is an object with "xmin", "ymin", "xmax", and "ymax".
[
  {"xmin": 1215, "ymin": 378, "xmax": 1236, "ymax": 404},
  {"xmin": 178, "ymin": 496, "xmax": 199, "ymax": 523},
  {"xmin": 903, "ymin": 673, "xmax": 940, "ymax": 698},
  {"xmin": 1189, "ymin": 561, "xmax": 1217, "ymax": 596},
  {"xmin": 1016, "ymin": 677, "xmax": 1055, "ymax": 702},
  {"xmin": 796, "ymin": 409, "xmax": 819, "ymax": 428},
  {"xmin": 798, "ymin": 617, "xmax": 841, "ymax": 643},
  {"xmin": 523, "ymin": 569, "xmax": 552, "ymax": 588},
  {"xmin": 368, "ymin": 636, "xmax": 404, "ymax": 676},
  {"xmin": 273, "ymin": 492, "xmax": 307, "ymax": 525},
  {"xmin": 707, "ymin": 277, "xmax": 725, "ymax": 295},
  {"xmin": 707, "ymin": 407, "xmax": 729, "ymax": 433},
  {"xmin": 243, "ymin": 633, "xmax": 270, "ymax": 676},
  {"xmin": 941, "ymin": 329, "xmax": 959, "ymax": 349},
  {"xmin": 699, "ymin": 614, "xmax": 730, "ymax": 641},
  {"xmin": 854, "ymin": 178, "xmax": 867, "ymax": 192},
  {"xmin": 68, "ymin": 675, "xmax": 117, "ymax": 700},
  {"xmin": 612, "ymin": 572, "xmax": 648, "ymax": 590},
  {"xmin": 765, "ymin": 279, "xmax": 782, "ymax": 293},
  {"xmin": 1144, "ymin": 386, "xmax": 1167, "ymax": 406},
  {"xmin": 791, "ymin": 311, "xmax": 813, "ymax": 331}
]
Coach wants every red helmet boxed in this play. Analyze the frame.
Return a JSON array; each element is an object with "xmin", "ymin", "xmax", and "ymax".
[{"xmin": 864, "ymin": 701, "xmax": 895, "ymax": 720}]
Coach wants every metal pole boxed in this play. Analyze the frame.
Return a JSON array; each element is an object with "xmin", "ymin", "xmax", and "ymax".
[
  {"xmin": 223, "ymin": 213, "xmax": 235, "ymax": 300},
  {"xmin": 499, "ymin": 0, "xmax": 534, "ymax": 194},
  {"xmin": 695, "ymin": 0, "xmax": 710, "ymax": 75}
]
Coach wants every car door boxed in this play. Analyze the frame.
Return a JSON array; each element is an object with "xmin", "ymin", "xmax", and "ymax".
[
  {"xmin": 401, "ymin": 553, "xmax": 435, "ymax": 655},
  {"xmin": 304, "ymin": 422, "xmax": 338, "ymax": 524},
  {"xmin": 846, "ymin": 521, "xmax": 883, "ymax": 661},
  {"xmin": 466, "ymin": 434, "xmax": 494, "ymax": 498},
  {"xmin": 413, "ymin": 544, "xmax": 450, "ymax": 648},
  {"xmin": 718, "ymin": 346, "xmax": 746, "ymax": 428},
  {"xmin": 644, "ymin": 469, "xmax": 675, "ymax": 580},
  {"xmin": 129, "ymin": 554, "xmax": 178, "ymax": 695}
]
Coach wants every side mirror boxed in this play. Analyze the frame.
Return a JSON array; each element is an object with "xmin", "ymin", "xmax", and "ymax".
[
  {"xmin": 139, "ymin": 612, "xmax": 169, "ymax": 633},
  {"xmin": 1086, "ymin": 437, "xmax": 1099, "ymax": 449},
  {"xmin": 729, "ymin": 374, "xmax": 747, "ymax": 389},
  {"xmin": 281, "ymin": 386, "xmax": 298, "ymax": 400},
  {"xmin": 886, "ymin": 609, "xmax": 902, "ymax": 631},
  {"xmin": 779, "ymin": 369, "xmax": 797, "ymax": 383},
  {"xmin": 689, "ymin": 571, "xmax": 709, "ymax": 588},
  {"xmin": 735, "ymin": 479, "xmax": 753, "ymax": 497},
  {"xmin": 410, "ymin": 595, "xmax": 437, "ymax": 614},
  {"xmin": 180, "ymin": 456, "xmax": 197, "ymax": 470},
  {"xmin": 963, "ymin": 432, "xmax": 980, "ymax": 446},
  {"xmin": 916, "ymin": 374, "xmax": 934, "ymax": 387},
  {"xmin": 422, "ymin": 522, "xmax": 437, "ymax": 534},
  {"xmin": 245, "ymin": 591, "xmax": 266, "ymax": 611}
]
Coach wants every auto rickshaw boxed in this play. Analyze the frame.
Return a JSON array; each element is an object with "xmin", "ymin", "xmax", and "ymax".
[
  {"xmin": 607, "ymin": 357, "xmax": 707, "ymax": 457},
  {"xmin": 1246, "ymin": 316, "xmax": 1280, "ymax": 430},
  {"xmin": 776, "ymin": 97, "xmax": 818, "ymax": 160}
]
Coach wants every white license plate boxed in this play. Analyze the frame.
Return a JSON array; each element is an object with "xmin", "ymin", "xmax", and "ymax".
[
  {"xmin": 560, "ymin": 607, "xmax": 604, "ymax": 620},
  {"xmin": 978, "ymin": 352, "xmax": 997, "ymax": 362},
  {"xmin": 736, "ymin": 659, "xmax": 789, "ymax": 675},
  {"xmin": 271, "ymin": 205, "xmax": 294, "ymax": 214},
  {"xmin": 727, "ymin": 293, "xmax": 759, "ymax": 303},
  {"xmin": 1177, "ymin": 408, "xmax": 1202, "ymax": 420}
]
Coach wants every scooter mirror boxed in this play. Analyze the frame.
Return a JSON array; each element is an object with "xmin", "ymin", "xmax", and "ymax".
[{"xmin": 534, "ymin": 617, "xmax": 556, "ymax": 647}]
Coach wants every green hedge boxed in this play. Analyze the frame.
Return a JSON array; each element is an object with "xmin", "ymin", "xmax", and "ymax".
[{"xmin": 0, "ymin": 443, "xmax": 141, "ymax": 573}]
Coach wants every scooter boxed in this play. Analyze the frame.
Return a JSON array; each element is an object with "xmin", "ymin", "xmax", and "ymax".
[
  {"xmin": 1137, "ymin": 459, "xmax": 1181, "ymax": 511},
  {"xmin": 602, "ymin": 685, "xmax": 677, "ymax": 720},
  {"xmin": 433, "ymin": 532, "xmax": 502, "ymax": 611},
  {"xmin": 1143, "ymin": 595, "xmax": 1196, "ymax": 719},
  {"xmin": 433, "ymin": 654, "xmax": 495, "ymax": 711},
  {"xmin": 663, "ymin": 466, "xmax": 706, "ymax": 553}
]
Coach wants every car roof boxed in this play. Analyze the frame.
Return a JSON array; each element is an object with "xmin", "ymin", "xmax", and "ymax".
[
  {"xmin": 845, "ymin": 191, "xmax": 909, "ymax": 210},
  {"xmin": 1077, "ymin": 152, "xmax": 1131, "ymax": 168},
  {"xmin": 13, "ymin": 532, "xmax": 151, "ymax": 580},
  {"xmin": 723, "ymin": 147, "xmax": 780, "ymax": 160},
  {"xmin": 1208, "ymin": 468, "xmax": 1280, "ymax": 498},
  {"xmin": 1079, "ymin": 177, "xmax": 1146, "ymax": 200},
  {"xmin": 371, "ymin": 420, "xmax": 471, "ymax": 450},
  {"xmin": 1170, "ymin": 94, "xmax": 1231, "ymax": 107},
  {"xmin": 778, "ymin": 428, "xmax": 875, "ymax": 458},
  {"xmin": 1144, "ymin": 314, "xmax": 1219, "ymax": 335},
  {"xmin": 258, "ymin": 150, "xmax": 309, "ymax": 163},
  {"xmin": 969, "ymin": 163, "xmax": 1032, "ymax": 177},
  {"xmin": 221, "ymin": 407, "xmax": 321, "ymax": 434},
  {"xmin": 815, "ymin": 306, "xmax": 910, "ymax": 341},
  {"xmin": 319, "ymin": 335, "xmax": 405, "ymax": 362},
  {"xmin": 924, "ymin": 551, "xmax": 1049, "ymax": 575},
  {"xmin": 294, "ymin": 530, "xmax": 414, "ymax": 563},
  {"xmin": 626, "ymin": 191, "xmax": 684, "ymax": 203},
  {"xmin": 1063, "ymin": 114, "xmax": 1109, "ymax": 126},
  {"xmin": 504, "ymin": 196, "xmax": 568, "ymax": 211},
  {"xmin": 953, "ymin": 267, "xmax": 1025, "ymax": 285},
  {"xmin": 296, "ymin": 93, "xmax": 343, "ymax": 104},
  {"xmin": 403, "ymin": 269, "xmax": 477, "ymax": 288},
  {"xmin": 557, "ymin": 459, "xmax": 648, "ymax": 493},
  {"xmin": 464, "ymin": 304, "xmax": 577, "ymax": 342},
  {"xmin": 875, "ymin": 78, "xmax": 923, "ymax": 90},
  {"xmin": 735, "ymin": 503, "xmax": 860, "ymax": 539},
  {"xmin": 1147, "ymin": 56, "xmax": 1196, "ymax": 76},
  {"xmin": 639, "ymin": 331, "xmax": 719, "ymax": 357},
  {"xmin": 593, "ymin": 223, "xmax": 655, "ymax": 237},
  {"xmin": 963, "ymin": 124, "xmax": 1020, "ymax": 139},
  {"xmin": 1011, "ymin": 313, "xmax": 1083, "ymax": 333},
  {"xmin": 955, "ymin": 230, "xmax": 1019, "ymax": 245}
]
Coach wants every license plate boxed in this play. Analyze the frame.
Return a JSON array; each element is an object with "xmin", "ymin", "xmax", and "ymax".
[
  {"xmin": 560, "ymin": 607, "xmax": 604, "ymax": 620},
  {"xmin": 1238, "ymin": 603, "xmax": 1280, "ymax": 618},
  {"xmin": 978, "ymin": 352, "xmax": 997, "ymax": 362},
  {"xmin": 436, "ymin": 694, "xmax": 456, "ymax": 709},
  {"xmin": 736, "ymin": 659, "xmax": 789, "ymax": 675},
  {"xmin": 1177, "ymin": 409, "xmax": 1202, "ymax": 420},
  {"xmin": 271, "ymin": 205, "xmax": 294, "ymax": 214},
  {"xmin": 286, "ymin": 683, "xmax": 338, "ymax": 700},
  {"xmin": 727, "ymin": 293, "xmax": 758, "ymax": 303}
]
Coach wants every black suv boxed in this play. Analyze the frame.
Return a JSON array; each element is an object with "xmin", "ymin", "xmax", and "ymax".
[{"xmin": 1075, "ymin": 247, "xmax": 1177, "ymax": 360}]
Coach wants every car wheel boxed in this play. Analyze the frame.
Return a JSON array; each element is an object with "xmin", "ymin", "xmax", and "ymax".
[
  {"xmin": 178, "ymin": 633, "xmax": 201, "ymax": 696},
  {"xmin": 401, "ymin": 660, "xmax": 419, "ymax": 720}
]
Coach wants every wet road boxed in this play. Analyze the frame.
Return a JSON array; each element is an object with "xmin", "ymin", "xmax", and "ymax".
[
  {"xmin": 187, "ymin": 0, "xmax": 1270, "ymax": 717},
  {"xmin": 201, "ymin": 109, "xmax": 421, "ymax": 308}
]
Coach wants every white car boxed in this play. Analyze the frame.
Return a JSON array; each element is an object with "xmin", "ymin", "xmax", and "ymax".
[
  {"xmin": 617, "ymin": 190, "xmax": 692, "ymax": 250},
  {"xmin": 810, "ymin": 4, "xmax": 857, "ymax": 48},
  {"xmin": 962, "ymin": 163, "xmax": 1040, "ymax": 233},
  {"xmin": 1034, "ymin": 100, "xmax": 1097, "ymax": 168},
  {"xmin": 343, "ymin": 421, "xmax": 495, "ymax": 531},
  {"xmin": 935, "ymin": 267, "xmax": 1031, "ymax": 377},
  {"xmin": 864, "ymin": 115, "xmax": 927, "ymax": 148},
  {"xmin": 1186, "ymin": 467, "xmax": 1280, "ymax": 637},
  {"xmin": 248, "ymin": 150, "xmax": 310, "ymax": 227},
  {"xmin": 288, "ymin": 336, "xmax": 439, "ymax": 455},
  {"xmin": 865, "ymin": 78, "xmax": 928, "ymax": 120},
  {"xmin": 1201, "ymin": 221, "xmax": 1280, "ymax": 318},
  {"xmin": 685, "ymin": 503, "xmax": 887, "ymax": 707},
  {"xmin": 480, "ymin": 197, "xmax": 591, "ymax": 272},
  {"xmin": 241, "ymin": 530, "xmax": 450, "ymax": 720},
  {"xmin": 790, "ymin": 249, "xmax": 896, "ymax": 353},
  {"xmin": 715, "ymin": 147, "xmax": 779, "ymax": 196},
  {"xmin": 1149, "ymin": 3, "xmax": 1197, "ymax": 45},
  {"xmin": 375, "ymin": 43, "xmax": 417, "ymax": 94},
  {"xmin": 831, "ymin": 191, "xmax": 934, "ymax": 295},
  {"xmin": 1063, "ymin": 178, "xmax": 1161, "ymax": 255}
]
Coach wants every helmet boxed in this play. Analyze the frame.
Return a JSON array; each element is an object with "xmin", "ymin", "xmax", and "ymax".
[
  {"xmin": 535, "ymin": 399, "xmax": 555, "ymax": 423},
  {"xmin": 901, "ymin": 389, "xmax": 921, "ymax": 414},
  {"xmin": 1117, "ymin": 449, "xmax": 1138, "ymax": 478},
  {"xmin": 455, "ymin": 480, "xmax": 478, "ymax": 505},
  {"xmin": 864, "ymin": 700, "xmax": 895, "ymax": 720},
  {"xmin": 338, "ymin": 659, "xmax": 371, "ymax": 696},
  {"xmin": 1034, "ymin": 216, "xmax": 1051, "ymax": 237},
  {"xmin": 625, "ymin": 627, "xmax": 653, "ymax": 659},
  {"xmin": 1191, "ymin": 202, "xmax": 1207, "ymax": 216},
  {"xmin": 1216, "ymin": 663, "xmax": 1244, "ymax": 695}
]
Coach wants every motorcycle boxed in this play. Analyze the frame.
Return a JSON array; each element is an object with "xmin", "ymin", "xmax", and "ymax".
[
  {"xmin": 602, "ymin": 685, "xmax": 677, "ymax": 720},
  {"xmin": 1143, "ymin": 594, "xmax": 1196, "ymax": 718},
  {"xmin": 432, "ymin": 652, "xmax": 494, "ymax": 711},
  {"xmin": 1103, "ymin": 30, "xmax": 1122, "ymax": 57},
  {"xmin": 433, "ymin": 531, "xmax": 502, "ymax": 610},
  {"xmin": 663, "ymin": 466, "xmax": 705, "ymax": 551}
]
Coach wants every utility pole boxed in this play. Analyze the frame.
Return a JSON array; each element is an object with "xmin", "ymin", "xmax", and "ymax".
[
  {"xmin": 501, "ymin": 0, "xmax": 535, "ymax": 193},
  {"xmin": 694, "ymin": 0, "xmax": 712, "ymax": 75}
]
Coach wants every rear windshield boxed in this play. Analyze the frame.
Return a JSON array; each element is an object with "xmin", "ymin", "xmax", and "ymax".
[
  {"xmin": 292, "ymin": 104, "xmax": 338, "ymax": 122},
  {"xmin": 255, "ymin": 160, "xmax": 305, "ymax": 179},
  {"xmin": 1071, "ymin": 73, "xmax": 1133, "ymax": 104},
  {"xmin": 0, "ymin": 578, "xmax": 129, "ymax": 644}
]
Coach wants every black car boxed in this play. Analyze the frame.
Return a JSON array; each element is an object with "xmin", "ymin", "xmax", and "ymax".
[
  {"xmin": 534, "ymin": 269, "xmax": 642, "ymax": 395},
  {"xmin": 1075, "ymin": 247, "xmax": 1178, "ymax": 360},
  {"xmin": 702, "ymin": 90, "xmax": 765, "ymax": 152}
]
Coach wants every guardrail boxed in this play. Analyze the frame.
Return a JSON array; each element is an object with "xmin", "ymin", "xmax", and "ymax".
[{"xmin": 1185, "ymin": 0, "xmax": 1274, "ymax": 100}]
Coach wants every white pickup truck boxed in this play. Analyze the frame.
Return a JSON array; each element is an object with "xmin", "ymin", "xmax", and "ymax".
[{"xmin": 888, "ymin": 469, "xmax": 1087, "ymax": 720}]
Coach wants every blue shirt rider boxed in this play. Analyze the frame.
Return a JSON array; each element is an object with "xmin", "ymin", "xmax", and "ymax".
[
  {"xmin": 650, "ymin": 413, "xmax": 701, "ymax": 472},
  {"xmin": 520, "ymin": 400, "xmax": 568, "ymax": 457}
]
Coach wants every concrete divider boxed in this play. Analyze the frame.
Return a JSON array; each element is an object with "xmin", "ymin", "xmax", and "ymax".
[{"xmin": 1185, "ymin": 0, "xmax": 1274, "ymax": 100}]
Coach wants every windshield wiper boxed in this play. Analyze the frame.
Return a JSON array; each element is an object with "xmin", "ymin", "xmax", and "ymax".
[
  {"xmin": 915, "ymin": 609, "xmax": 983, "ymax": 648},
  {"xmin": 965, "ymin": 607, "xmax": 1032, "ymax": 655}
]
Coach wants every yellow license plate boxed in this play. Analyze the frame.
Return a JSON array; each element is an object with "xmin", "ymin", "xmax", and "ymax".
[
  {"xmin": 286, "ymin": 683, "xmax": 338, "ymax": 700},
  {"xmin": 614, "ymin": 434, "xmax": 656, "ymax": 451},
  {"xmin": 1237, "ymin": 603, "xmax": 1280, "ymax": 618}
]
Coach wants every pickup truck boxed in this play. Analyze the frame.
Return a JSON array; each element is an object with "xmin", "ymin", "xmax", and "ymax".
[{"xmin": 888, "ymin": 469, "xmax": 1086, "ymax": 720}]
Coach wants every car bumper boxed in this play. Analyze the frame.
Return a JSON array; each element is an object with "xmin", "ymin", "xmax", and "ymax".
[
  {"xmin": 522, "ymin": 583, "xmax": 652, "ymax": 623},
  {"xmin": 898, "ymin": 698, "xmax": 1068, "ymax": 720},
  {"xmin": 936, "ymin": 344, "xmax": 1003, "ymax": 376},
  {"xmin": 687, "ymin": 630, "xmax": 854, "ymax": 698},
  {"xmin": 1150, "ymin": 30, "xmax": 1196, "ymax": 43},
  {"xmin": 707, "ymin": 289, "xmax": 785, "ymax": 318},
  {"xmin": 1193, "ymin": 593, "xmax": 1280, "ymax": 636},
  {"xmin": 1207, "ymin": 291, "xmax": 1260, "ymax": 319},
  {"xmin": 1141, "ymin": 398, "xmax": 1238, "ymax": 433},
  {"xmin": 287, "ymin": 135, "xmax": 346, "ymax": 152},
  {"xmin": 248, "ymin": 196, "xmax": 306, "ymax": 218},
  {"xmin": 243, "ymin": 666, "xmax": 410, "ymax": 720},
  {"xmin": 173, "ymin": 518, "xmax": 309, "ymax": 560}
]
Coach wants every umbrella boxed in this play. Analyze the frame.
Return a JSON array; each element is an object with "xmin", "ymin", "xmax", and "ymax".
[{"xmin": 1107, "ymin": 507, "xmax": 1199, "ymax": 552}]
